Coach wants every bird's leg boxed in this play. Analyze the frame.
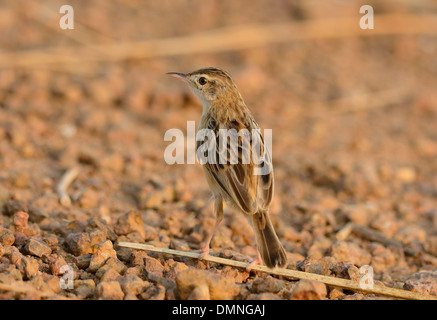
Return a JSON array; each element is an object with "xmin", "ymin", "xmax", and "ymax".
[{"xmin": 195, "ymin": 197, "xmax": 223, "ymax": 260}]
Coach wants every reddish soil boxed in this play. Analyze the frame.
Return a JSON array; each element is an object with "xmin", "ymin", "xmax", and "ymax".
[{"xmin": 0, "ymin": 0, "xmax": 436, "ymax": 300}]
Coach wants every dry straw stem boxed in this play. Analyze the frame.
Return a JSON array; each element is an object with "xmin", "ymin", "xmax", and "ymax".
[
  {"xmin": 337, "ymin": 222, "xmax": 404, "ymax": 248},
  {"xmin": 2, "ymin": 13, "xmax": 437, "ymax": 69},
  {"xmin": 57, "ymin": 166, "xmax": 80, "ymax": 206},
  {"xmin": 336, "ymin": 222, "xmax": 437, "ymax": 258},
  {"xmin": 118, "ymin": 242, "xmax": 437, "ymax": 300}
]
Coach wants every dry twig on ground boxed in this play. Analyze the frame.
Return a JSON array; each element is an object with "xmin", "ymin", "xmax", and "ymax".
[
  {"xmin": 57, "ymin": 166, "xmax": 80, "ymax": 206},
  {"xmin": 118, "ymin": 242, "xmax": 437, "ymax": 300}
]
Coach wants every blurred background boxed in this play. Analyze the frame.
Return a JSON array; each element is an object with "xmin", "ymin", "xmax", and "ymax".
[{"xmin": 0, "ymin": 0, "xmax": 436, "ymax": 288}]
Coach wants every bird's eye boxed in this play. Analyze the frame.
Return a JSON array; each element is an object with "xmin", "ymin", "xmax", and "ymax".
[{"xmin": 198, "ymin": 77, "xmax": 207, "ymax": 85}]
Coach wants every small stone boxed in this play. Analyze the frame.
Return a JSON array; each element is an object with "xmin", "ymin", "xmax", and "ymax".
[
  {"xmin": 64, "ymin": 220, "xmax": 87, "ymax": 235},
  {"xmin": 66, "ymin": 232, "xmax": 92, "ymax": 256},
  {"xmin": 329, "ymin": 288, "xmax": 345, "ymax": 299},
  {"xmin": 9, "ymin": 251, "xmax": 23, "ymax": 266},
  {"xmin": 318, "ymin": 256, "xmax": 337, "ymax": 275},
  {"xmin": 124, "ymin": 231, "xmax": 146, "ymax": 243},
  {"xmin": 124, "ymin": 292, "xmax": 139, "ymax": 300},
  {"xmin": 96, "ymin": 281, "xmax": 125, "ymax": 300},
  {"xmin": 218, "ymin": 266, "xmax": 249, "ymax": 284},
  {"xmin": 297, "ymin": 256, "xmax": 321, "ymax": 274},
  {"xmin": 115, "ymin": 245, "xmax": 133, "ymax": 263},
  {"xmin": 176, "ymin": 269, "xmax": 240, "ymax": 300},
  {"xmin": 66, "ymin": 230, "xmax": 106, "ymax": 256},
  {"xmin": 20, "ymin": 257, "xmax": 39, "ymax": 279},
  {"xmin": 119, "ymin": 274, "xmax": 146, "ymax": 296},
  {"xmin": 287, "ymin": 252, "xmax": 306, "ymax": 269},
  {"xmin": 43, "ymin": 235, "xmax": 59, "ymax": 248},
  {"xmin": 369, "ymin": 243, "xmax": 400, "ymax": 273},
  {"xmin": 1, "ymin": 265, "xmax": 23, "ymax": 282},
  {"xmin": 42, "ymin": 274, "xmax": 62, "ymax": 294},
  {"xmin": 164, "ymin": 284, "xmax": 178, "ymax": 300},
  {"xmin": 3, "ymin": 244, "xmax": 19, "ymax": 256},
  {"xmin": 74, "ymin": 279, "xmax": 96, "ymax": 299},
  {"xmin": 0, "ymin": 227, "xmax": 15, "ymax": 245},
  {"xmin": 165, "ymin": 260, "xmax": 190, "ymax": 280},
  {"xmin": 74, "ymin": 279, "xmax": 96, "ymax": 292},
  {"xmin": 48, "ymin": 254, "xmax": 68, "ymax": 276},
  {"xmin": 250, "ymin": 276, "xmax": 286, "ymax": 294},
  {"xmin": 86, "ymin": 217, "xmax": 117, "ymax": 241},
  {"xmin": 297, "ymin": 256, "xmax": 336, "ymax": 276},
  {"xmin": 140, "ymin": 284, "xmax": 166, "ymax": 300},
  {"xmin": 75, "ymin": 283, "xmax": 95, "ymax": 299},
  {"xmin": 330, "ymin": 261, "xmax": 361, "ymax": 281},
  {"xmin": 76, "ymin": 254, "xmax": 92, "ymax": 269},
  {"xmin": 219, "ymin": 248, "xmax": 252, "ymax": 264},
  {"xmin": 169, "ymin": 239, "xmax": 191, "ymax": 251},
  {"xmin": 27, "ymin": 205, "xmax": 48, "ymax": 223},
  {"xmin": 30, "ymin": 275, "xmax": 55, "ymax": 297},
  {"xmin": 95, "ymin": 257, "xmax": 126, "ymax": 278},
  {"xmin": 13, "ymin": 232, "xmax": 28, "ymax": 248},
  {"xmin": 143, "ymin": 225, "xmax": 159, "ymax": 241},
  {"xmin": 114, "ymin": 211, "xmax": 146, "ymax": 240},
  {"xmin": 12, "ymin": 211, "xmax": 30, "ymax": 234},
  {"xmin": 308, "ymin": 237, "xmax": 332, "ymax": 258},
  {"xmin": 347, "ymin": 265, "xmax": 361, "ymax": 281},
  {"xmin": 129, "ymin": 249, "xmax": 148, "ymax": 266},
  {"xmin": 142, "ymin": 209, "xmax": 162, "ymax": 227},
  {"xmin": 24, "ymin": 239, "xmax": 52, "ymax": 257},
  {"xmin": 99, "ymin": 268, "xmax": 121, "ymax": 282},
  {"xmin": 88, "ymin": 240, "xmax": 117, "ymax": 272},
  {"xmin": 404, "ymin": 271, "xmax": 437, "ymax": 296},
  {"xmin": 124, "ymin": 266, "xmax": 144, "ymax": 277},
  {"xmin": 290, "ymin": 280, "xmax": 327, "ymax": 300},
  {"xmin": 328, "ymin": 241, "xmax": 371, "ymax": 267},
  {"xmin": 188, "ymin": 284, "xmax": 210, "ymax": 300},
  {"xmin": 144, "ymin": 256, "xmax": 165, "ymax": 280}
]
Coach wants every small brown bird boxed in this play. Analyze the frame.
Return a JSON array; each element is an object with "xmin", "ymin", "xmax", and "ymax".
[{"xmin": 168, "ymin": 67, "xmax": 287, "ymax": 269}]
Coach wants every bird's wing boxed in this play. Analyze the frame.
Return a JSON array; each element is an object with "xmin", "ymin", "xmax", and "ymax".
[{"xmin": 198, "ymin": 115, "xmax": 273, "ymax": 215}]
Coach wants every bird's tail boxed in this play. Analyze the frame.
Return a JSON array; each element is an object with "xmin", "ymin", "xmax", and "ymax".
[{"xmin": 250, "ymin": 210, "xmax": 287, "ymax": 268}]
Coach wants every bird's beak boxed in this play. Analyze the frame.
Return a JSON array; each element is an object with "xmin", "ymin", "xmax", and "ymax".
[{"xmin": 166, "ymin": 72, "xmax": 188, "ymax": 81}]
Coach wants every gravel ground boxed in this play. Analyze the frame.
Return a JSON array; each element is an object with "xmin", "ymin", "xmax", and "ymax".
[{"xmin": 0, "ymin": 0, "xmax": 436, "ymax": 300}]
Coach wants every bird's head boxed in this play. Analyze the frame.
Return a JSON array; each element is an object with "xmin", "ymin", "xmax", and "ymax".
[{"xmin": 167, "ymin": 67, "xmax": 242, "ymax": 108}]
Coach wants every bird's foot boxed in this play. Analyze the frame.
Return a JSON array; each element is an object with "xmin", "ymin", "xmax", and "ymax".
[
  {"xmin": 193, "ymin": 246, "xmax": 210, "ymax": 260},
  {"xmin": 245, "ymin": 252, "xmax": 263, "ymax": 272}
]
